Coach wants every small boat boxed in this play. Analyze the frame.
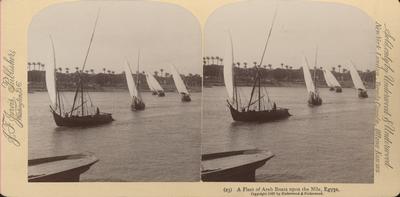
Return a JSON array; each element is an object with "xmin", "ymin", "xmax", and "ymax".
[
  {"xmin": 201, "ymin": 149, "xmax": 274, "ymax": 182},
  {"xmin": 303, "ymin": 56, "xmax": 322, "ymax": 106},
  {"xmin": 224, "ymin": 20, "xmax": 290, "ymax": 122},
  {"xmin": 170, "ymin": 65, "xmax": 191, "ymax": 102},
  {"xmin": 125, "ymin": 56, "xmax": 145, "ymax": 111},
  {"xmin": 28, "ymin": 153, "xmax": 98, "ymax": 182},
  {"xmin": 323, "ymin": 68, "xmax": 342, "ymax": 93},
  {"xmin": 145, "ymin": 71, "xmax": 166, "ymax": 97},
  {"xmin": 349, "ymin": 61, "xmax": 368, "ymax": 98},
  {"xmin": 47, "ymin": 14, "xmax": 113, "ymax": 127}
]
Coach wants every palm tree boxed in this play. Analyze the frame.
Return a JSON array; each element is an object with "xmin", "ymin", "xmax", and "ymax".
[
  {"xmin": 65, "ymin": 67, "xmax": 69, "ymax": 74},
  {"xmin": 85, "ymin": 70, "xmax": 89, "ymax": 74},
  {"xmin": 206, "ymin": 57, "xmax": 210, "ymax": 65},
  {"xmin": 154, "ymin": 71, "xmax": 159, "ymax": 77},
  {"xmin": 237, "ymin": 62, "xmax": 241, "ymax": 68},
  {"xmin": 160, "ymin": 68, "xmax": 164, "ymax": 77},
  {"xmin": 285, "ymin": 65, "xmax": 289, "ymax": 70},
  {"xmin": 41, "ymin": 63, "xmax": 45, "ymax": 71},
  {"xmin": 220, "ymin": 58, "xmax": 223, "ymax": 65},
  {"xmin": 244, "ymin": 62, "xmax": 247, "ymax": 68},
  {"xmin": 75, "ymin": 67, "xmax": 79, "ymax": 73},
  {"xmin": 268, "ymin": 64, "xmax": 272, "ymax": 70},
  {"xmin": 332, "ymin": 67, "xmax": 336, "ymax": 73},
  {"xmin": 280, "ymin": 63, "xmax": 284, "ymax": 69},
  {"xmin": 90, "ymin": 69, "xmax": 94, "ymax": 74},
  {"xmin": 263, "ymin": 65, "xmax": 267, "ymax": 69},
  {"xmin": 253, "ymin": 61, "xmax": 257, "ymax": 68},
  {"xmin": 111, "ymin": 71, "xmax": 115, "ymax": 75},
  {"xmin": 58, "ymin": 67, "xmax": 62, "ymax": 73},
  {"xmin": 216, "ymin": 56, "xmax": 220, "ymax": 65},
  {"xmin": 338, "ymin": 65, "xmax": 341, "ymax": 73},
  {"xmin": 211, "ymin": 56, "xmax": 215, "ymax": 65},
  {"xmin": 32, "ymin": 62, "xmax": 36, "ymax": 70},
  {"xmin": 27, "ymin": 62, "xmax": 31, "ymax": 71},
  {"xmin": 103, "ymin": 68, "xmax": 106, "ymax": 74}
]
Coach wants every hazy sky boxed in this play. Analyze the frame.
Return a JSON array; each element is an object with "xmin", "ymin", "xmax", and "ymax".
[
  {"xmin": 28, "ymin": 1, "xmax": 202, "ymax": 75},
  {"xmin": 205, "ymin": 0, "xmax": 376, "ymax": 71}
]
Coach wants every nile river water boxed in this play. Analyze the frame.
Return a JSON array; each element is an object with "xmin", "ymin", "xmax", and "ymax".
[
  {"xmin": 29, "ymin": 91, "xmax": 200, "ymax": 182},
  {"xmin": 202, "ymin": 86, "xmax": 374, "ymax": 183}
]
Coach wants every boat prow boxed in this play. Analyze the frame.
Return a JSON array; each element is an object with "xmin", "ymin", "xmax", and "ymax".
[
  {"xmin": 28, "ymin": 153, "xmax": 98, "ymax": 182},
  {"xmin": 131, "ymin": 98, "xmax": 146, "ymax": 110},
  {"xmin": 358, "ymin": 89, "xmax": 368, "ymax": 98},
  {"xmin": 307, "ymin": 92, "xmax": 322, "ymax": 106},
  {"xmin": 181, "ymin": 93, "xmax": 191, "ymax": 102},
  {"xmin": 201, "ymin": 149, "xmax": 274, "ymax": 182}
]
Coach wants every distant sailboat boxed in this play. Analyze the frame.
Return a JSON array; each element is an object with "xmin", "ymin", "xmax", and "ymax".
[
  {"xmin": 224, "ymin": 14, "xmax": 290, "ymax": 122},
  {"xmin": 125, "ymin": 57, "xmax": 145, "ymax": 110},
  {"xmin": 323, "ymin": 68, "xmax": 342, "ymax": 92},
  {"xmin": 145, "ymin": 71, "xmax": 165, "ymax": 97},
  {"xmin": 349, "ymin": 61, "xmax": 368, "ymax": 98},
  {"xmin": 303, "ymin": 56, "xmax": 322, "ymax": 106},
  {"xmin": 47, "ymin": 14, "xmax": 113, "ymax": 127},
  {"xmin": 170, "ymin": 65, "xmax": 191, "ymax": 102}
]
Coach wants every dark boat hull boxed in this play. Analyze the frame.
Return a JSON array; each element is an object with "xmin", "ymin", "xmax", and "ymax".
[
  {"xmin": 308, "ymin": 95, "xmax": 322, "ymax": 106},
  {"xmin": 131, "ymin": 102, "xmax": 145, "ymax": 110},
  {"xmin": 157, "ymin": 91, "xmax": 165, "ymax": 97},
  {"xmin": 28, "ymin": 153, "xmax": 98, "ymax": 182},
  {"xmin": 201, "ymin": 149, "xmax": 274, "ymax": 182},
  {"xmin": 335, "ymin": 86, "xmax": 342, "ymax": 93},
  {"xmin": 358, "ymin": 90, "xmax": 368, "ymax": 98},
  {"xmin": 228, "ymin": 105, "xmax": 290, "ymax": 122},
  {"xmin": 52, "ymin": 111, "xmax": 113, "ymax": 127},
  {"xmin": 181, "ymin": 94, "xmax": 191, "ymax": 102},
  {"xmin": 329, "ymin": 87, "xmax": 335, "ymax": 91}
]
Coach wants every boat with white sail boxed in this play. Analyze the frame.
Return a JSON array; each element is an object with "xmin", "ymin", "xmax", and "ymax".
[
  {"xmin": 302, "ymin": 56, "xmax": 322, "ymax": 106},
  {"xmin": 125, "ymin": 58, "xmax": 145, "ymax": 110},
  {"xmin": 47, "ymin": 14, "xmax": 113, "ymax": 127},
  {"xmin": 349, "ymin": 61, "xmax": 368, "ymax": 98},
  {"xmin": 323, "ymin": 68, "xmax": 342, "ymax": 92},
  {"xmin": 170, "ymin": 65, "xmax": 191, "ymax": 102},
  {"xmin": 145, "ymin": 71, "xmax": 165, "ymax": 97},
  {"xmin": 224, "ymin": 12, "xmax": 290, "ymax": 122}
]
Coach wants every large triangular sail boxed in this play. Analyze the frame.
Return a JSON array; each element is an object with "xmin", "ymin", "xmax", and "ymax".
[
  {"xmin": 46, "ymin": 36, "xmax": 57, "ymax": 108},
  {"xmin": 324, "ymin": 68, "xmax": 341, "ymax": 87},
  {"xmin": 303, "ymin": 58, "xmax": 316, "ymax": 93},
  {"xmin": 170, "ymin": 65, "xmax": 189, "ymax": 94},
  {"xmin": 223, "ymin": 34, "xmax": 234, "ymax": 102},
  {"xmin": 348, "ymin": 62, "xmax": 366, "ymax": 90},
  {"xmin": 124, "ymin": 62, "xmax": 138, "ymax": 98},
  {"xmin": 146, "ymin": 71, "xmax": 164, "ymax": 92}
]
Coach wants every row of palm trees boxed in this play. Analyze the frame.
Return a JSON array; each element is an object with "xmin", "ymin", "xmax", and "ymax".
[{"xmin": 203, "ymin": 58, "xmax": 372, "ymax": 74}]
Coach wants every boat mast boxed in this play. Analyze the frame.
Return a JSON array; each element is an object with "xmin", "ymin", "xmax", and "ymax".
[
  {"xmin": 229, "ymin": 32, "xmax": 238, "ymax": 109},
  {"xmin": 136, "ymin": 49, "xmax": 141, "ymax": 99},
  {"xmin": 49, "ymin": 35, "xmax": 62, "ymax": 115},
  {"xmin": 70, "ymin": 10, "xmax": 100, "ymax": 116},
  {"xmin": 313, "ymin": 46, "xmax": 318, "ymax": 91}
]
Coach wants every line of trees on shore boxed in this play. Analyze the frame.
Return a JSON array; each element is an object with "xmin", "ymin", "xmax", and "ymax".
[
  {"xmin": 203, "ymin": 57, "xmax": 376, "ymax": 88},
  {"xmin": 27, "ymin": 62, "xmax": 202, "ymax": 91}
]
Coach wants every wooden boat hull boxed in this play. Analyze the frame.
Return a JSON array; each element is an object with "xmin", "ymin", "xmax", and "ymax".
[
  {"xmin": 52, "ymin": 111, "xmax": 113, "ymax": 127},
  {"xmin": 228, "ymin": 104, "xmax": 290, "ymax": 122},
  {"xmin": 308, "ymin": 94, "xmax": 322, "ymax": 106},
  {"xmin": 358, "ymin": 89, "xmax": 368, "ymax": 98},
  {"xmin": 181, "ymin": 94, "xmax": 191, "ymax": 102},
  {"xmin": 329, "ymin": 87, "xmax": 335, "ymax": 91},
  {"xmin": 131, "ymin": 102, "xmax": 145, "ymax": 111},
  {"xmin": 28, "ymin": 153, "xmax": 98, "ymax": 182},
  {"xmin": 157, "ymin": 91, "xmax": 165, "ymax": 97},
  {"xmin": 335, "ymin": 86, "xmax": 342, "ymax": 93},
  {"xmin": 152, "ymin": 91, "xmax": 158, "ymax": 95},
  {"xmin": 201, "ymin": 149, "xmax": 274, "ymax": 182}
]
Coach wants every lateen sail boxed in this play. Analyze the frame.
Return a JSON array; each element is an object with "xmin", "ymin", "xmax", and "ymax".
[
  {"xmin": 124, "ymin": 62, "xmax": 138, "ymax": 98},
  {"xmin": 170, "ymin": 65, "xmax": 189, "ymax": 94},
  {"xmin": 348, "ymin": 63, "xmax": 366, "ymax": 90},
  {"xmin": 302, "ymin": 58, "xmax": 315, "ymax": 93},
  {"xmin": 323, "ymin": 69, "xmax": 334, "ymax": 87},
  {"xmin": 223, "ymin": 34, "xmax": 234, "ymax": 102},
  {"xmin": 46, "ymin": 36, "xmax": 57, "ymax": 107},
  {"xmin": 324, "ymin": 68, "xmax": 341, "ymax": 87},
  {"xmin": 146, "ymin": 71, "xmax": 164, "ymax": 92}
]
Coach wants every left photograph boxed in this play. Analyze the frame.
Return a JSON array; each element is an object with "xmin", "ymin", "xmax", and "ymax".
[{"xmin": 28, "ymin": 1, "xmax": 201, "ymax": 182}]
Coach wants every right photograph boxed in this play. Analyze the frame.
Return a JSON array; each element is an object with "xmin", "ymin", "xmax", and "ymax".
[{"xmin": 202, "ymin": 0, "xmax": 375, "ymax": 183}]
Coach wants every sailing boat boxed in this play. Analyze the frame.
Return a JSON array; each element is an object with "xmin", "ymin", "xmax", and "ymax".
[
  {"xmin": 224, "ymin": 22, "xmax": 290, "ymax": 121},
  {"xmin": 47, "ymin": 14, "xmax": 113, "ymax": 127},
  {"xmin": 145, "ymin": 71, "xmax": 165, "ymax": 97},
  {"xmin": 303, "ymin": 56, "xmax": 322, "ymax": 106},
  {"xmin": 125, "ymin": 56, "xmax": 145, "ymax": 110},
  {"xmin": 323, "ymin": 68, "xmax": 342, "ymax": 92},
  {"xmin": 170, "ymin": 65, "xmax": 191, "ymax": 102},
  {"xmin": 349, "ymin": 61, "xmax": 368, "ymax": 98}
]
